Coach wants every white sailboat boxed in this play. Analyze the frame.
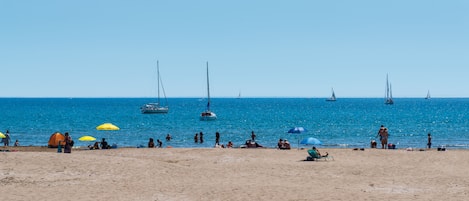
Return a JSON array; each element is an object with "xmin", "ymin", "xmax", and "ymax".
[
  {"xmin": 141, "ymin": 60, "xmax": 169, "ymax": 114},
  {"xmin": 200, "ymin": 62, "xmax": 217, "ymax": 121},
  {"xmin": 425, "ymin": 90, "xmax": 431, "ymax": 99},
  {"xmin": 326, "ymin": 88, "xmax": 337, "ymax": 101},
  {"xmin": 385, "ymin": 74, "xmax": 394, "ymax": 105}
]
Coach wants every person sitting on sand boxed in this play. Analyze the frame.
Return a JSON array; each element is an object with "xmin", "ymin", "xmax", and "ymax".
[
  {"xmin": 283, "ymin": 140, "xmax": 291, "ymax": 150},
  {"xmin": 277, "ymin": 139, "xmax": 284, "ymax": 149},
  {"xmin": 14, "ymin": 139, "xmax": 19, "ymax": 147},
  {"xmin": 101, "ymin": 138, "xmax": 110, "ymax": 149},
  {"xmin": 227, "ymin": 141, "xmax": 233, "ymax": 148},
  {"xmin": 92, "ymin": 142, "xmax": 100, "ymax": 149}
]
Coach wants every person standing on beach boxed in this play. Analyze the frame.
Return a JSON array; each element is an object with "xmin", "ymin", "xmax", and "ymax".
[
  {"xmin": 3, "ymin": 130, "xmax": 11, "ymax": 146},
  {"xmin": 215, "ymin": 132, "xmax": 220, "ymax": 145},
  {"xmin": 194, "ymin": 133, "xmax": 198, "ymax": 143},
  {"xmin": 199, "ymin": 132, "xmax": 204, "ymax": 143},
  {"xmin": 377, "ymin": 125, "xmax": 388, "ymax": 149},
  {"xmin": 64, "ymin": 132, "xmax": 73, "ymax": 153},
  {"xmin": 251, "ymin": 131, "xmax": 256, "ymax": 141},
  {"xmin": 427, "ymin": 132, "xmax": 432, "ymax": 149}
]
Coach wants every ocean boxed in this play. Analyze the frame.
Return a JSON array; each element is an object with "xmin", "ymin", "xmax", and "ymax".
[{"xmin": 1, "ymin": 98, "xmax": 468, "ymax": 149}]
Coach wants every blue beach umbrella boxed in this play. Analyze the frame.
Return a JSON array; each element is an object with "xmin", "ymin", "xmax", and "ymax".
[
  {"xmin": 300, "ymin": 137, "xmax": 322, "ymax": 146},
  {"xmin": 288, "ymin": 127, "xmax": 308, "ymax": 149},
  {"xmin": 288, "ymin": 127, "xmax": 307, "ymax": 133}
]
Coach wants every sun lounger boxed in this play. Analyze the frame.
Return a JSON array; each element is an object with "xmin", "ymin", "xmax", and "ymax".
[{"xmin": 306, "ymin": 149, "xmax": 333, "ymax": 161}]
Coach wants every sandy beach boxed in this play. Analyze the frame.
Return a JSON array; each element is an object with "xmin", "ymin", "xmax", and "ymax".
[{"xmin": 1, "ymin": 147, "xmax": 468, "ymax": 201}]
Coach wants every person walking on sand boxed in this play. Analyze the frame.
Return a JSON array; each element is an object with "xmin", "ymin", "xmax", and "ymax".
[
  {"xmin": 251, "ymin": 131, "xmax": 256, "ymax": 141},
  {"xmin": 427, "ymin": 132, "xmax": 432, "ymax": 149}
]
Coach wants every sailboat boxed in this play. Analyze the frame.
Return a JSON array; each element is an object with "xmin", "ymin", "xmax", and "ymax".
[
  {"xmin": 141, "ymin": 60, "xmax": 169, "ymax": 114},
  {"xmin": 200, "ymin": 62, "xmax": 217, "ymax": 121},
  {"xmin": 384, "ymin": 74, "xmax": 394, "ymax": 105},
  {"xmin": 425, "ymin": 90, "xmax": 431, "ymax": 99},
  {"xmin": 326, "ymin": 88, "xmax": 337, "ymax": 101}
]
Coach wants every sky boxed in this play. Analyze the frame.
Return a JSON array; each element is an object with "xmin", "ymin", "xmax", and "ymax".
[{"xmin": 1, "ymin": 0, "xmax": 468, "ymax": 98}]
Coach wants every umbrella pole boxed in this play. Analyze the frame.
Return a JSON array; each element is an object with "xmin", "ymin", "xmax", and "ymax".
[{"xmin": 297, "ymin": 137, "xmax": 300, "ymax": 150}]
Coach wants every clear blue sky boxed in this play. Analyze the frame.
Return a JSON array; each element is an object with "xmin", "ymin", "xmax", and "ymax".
[{"xmin": 1, "ymin": 0, "xmax": 468, "ymax": 98}]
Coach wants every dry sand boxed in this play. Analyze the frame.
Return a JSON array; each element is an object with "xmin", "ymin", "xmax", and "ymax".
[{"xmin": 1, "ymin": 147, "xmax": 468, "ymax": 201}]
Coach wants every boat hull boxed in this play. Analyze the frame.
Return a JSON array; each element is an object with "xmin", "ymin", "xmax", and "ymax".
[
  {"xmin": 141, "ymin": 103, "xmax": 169, "ymax": 114},
  {"xmin": 200, "ymin": 111, "xmax": 217, "ymax": 121}
]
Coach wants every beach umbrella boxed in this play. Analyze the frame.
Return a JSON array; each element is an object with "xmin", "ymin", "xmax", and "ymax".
[
  {"xmin": 96, "ymin": 123, "xmax": 120, "ymax": 131},
  {"xmin": 0, "ymin": 132, "xmax": 5, "ymax": 138},
  {"xmin": 288, "ymin": 127, "xmax": 307, "ymax": 133},
  {"xmin": 288, "ymin": 127, "xmax": 307, "ymax": 150},
  {"xmin": 300, "ymin": 137, "xmax": 322, "ymax": 146},
  {"xmin": 96, "ymin": 123, "xmax": 119, "ymax": 143},
  {"xmin": 78, "ymin": 136, "xmax": 97, "ymax": 142}
]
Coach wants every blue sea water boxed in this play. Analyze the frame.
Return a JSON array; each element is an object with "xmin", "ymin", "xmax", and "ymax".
[{"xmin": 1, "ymin": 98, "xmax": 469, "ymax": 149}]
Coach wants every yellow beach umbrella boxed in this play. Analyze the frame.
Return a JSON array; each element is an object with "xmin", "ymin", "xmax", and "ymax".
[
  {"xmin": 96, "ymin": 123, "xmax": 120, "ymax": 131},
  {"xmin": 0, "ymin": 132, "xmax": 5, "ymax": 138},
  {"xmin": 78, "ymin": 136, "xmax": 97, "ymax": 141}
]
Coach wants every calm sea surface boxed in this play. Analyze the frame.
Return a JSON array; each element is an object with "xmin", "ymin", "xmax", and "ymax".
[{"xmin": 1, "ymin": 98, "xmax": 468, "ymax": 149}]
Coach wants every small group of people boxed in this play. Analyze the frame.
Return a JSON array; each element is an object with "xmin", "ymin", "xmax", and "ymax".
[
  {"xmin": 277, "ymin": 139, "xmax": 291, "ymax": 150},
  {"xmin": 194, "ymin": 132, "xmax": 204, "ymax": 143},
  {"xmin": 87, "ymin": 138, "xmax": 114, "ymax": 150},
  {"xmin": 374, "ymin": 125, "xmax": 433, "ymax": 150},
  {"xmin": 148, "ymin": 138, "xmax": 163, "ymax": 148},
  {"xmin": 215, "ymin": 141, "xmax": 234, "ymax": 148},
  {"xmin": 376, "ymin": 125, "xmax": 389, "ymax": 149}
]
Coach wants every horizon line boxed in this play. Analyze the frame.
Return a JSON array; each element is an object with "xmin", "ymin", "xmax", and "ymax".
[{"xmin": 0, "ymin": 96, "xmax": 467, "ymax": 99}]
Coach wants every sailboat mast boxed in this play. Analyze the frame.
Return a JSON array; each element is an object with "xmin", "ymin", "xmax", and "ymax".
[
  {"xmin": 157, "ymin": 60, "xmax": 160, "ymax": 105},
  {"xmin": 390, "ymin": 83, "xmax": 393, "ymax": 99},
  {"xmin": 385, "ymin": 74, "xmax": 389, "ymax": 100},
  {"xmin": 206, "ymin": 61, "xmax": 211, "ymax": 111}
]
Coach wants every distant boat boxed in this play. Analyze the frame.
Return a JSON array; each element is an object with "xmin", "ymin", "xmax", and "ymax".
[
  {"xmin": 425, "ymin": 90, "xmax": 431, "ymax": 99},
  {"xmin": 141, "ymin": 60, "xmax": 169, "ymax": 114},
  {"xmin": 326, "ymin": 88, "xmax": 337, "ymax": 101},
  {"xmin": 237, "ymin": 91, "xmax": 241, "ymax": 99},
  {"xmin": 200, "ymin": 62, "xmax": 217, "ymax": 121},
  {"xmin": 385, "ymin": 74, "xmax": 394, "ymax": 105}
]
